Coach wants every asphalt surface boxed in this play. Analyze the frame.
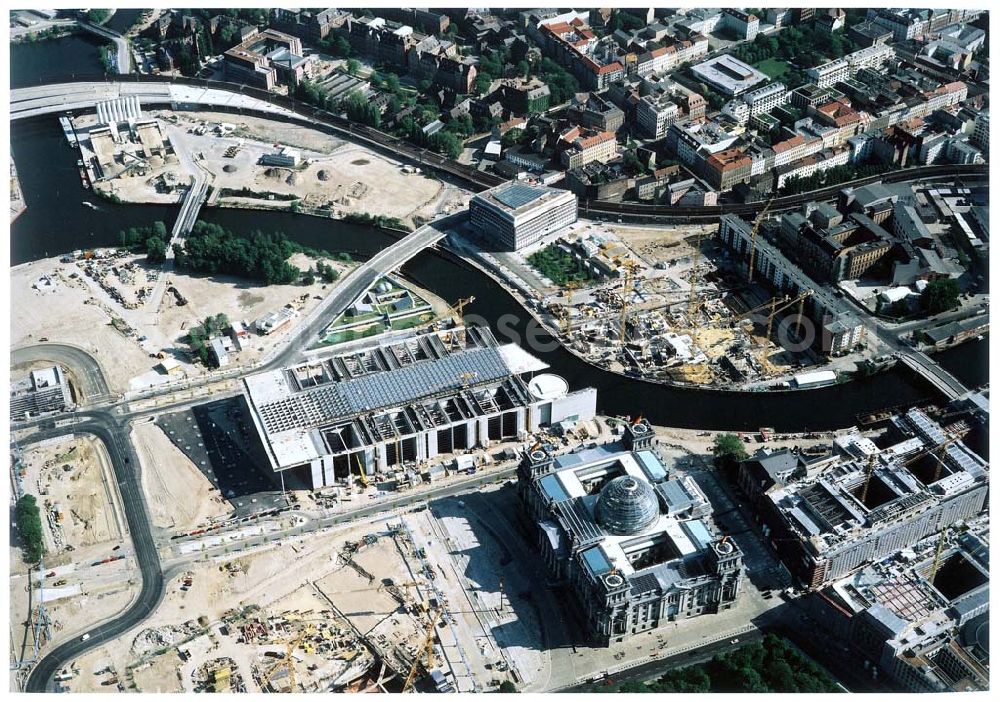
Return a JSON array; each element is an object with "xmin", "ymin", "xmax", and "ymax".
[
  {"xmin": 11, "ymin": 342, "xmax": 112, "ymax": 403},
  {"xmin": 21, "ymin": 412, "xmax": 164, "ymax": 692}
]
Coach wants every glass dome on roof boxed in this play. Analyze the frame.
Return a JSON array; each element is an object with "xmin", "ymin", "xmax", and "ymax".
[{"xmin": 595, "ymin": 475, "xmax": 660, "ymax": 536}]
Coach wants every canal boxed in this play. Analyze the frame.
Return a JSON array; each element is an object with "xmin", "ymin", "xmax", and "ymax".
[
  {"xmin": 9, "ymin": 114, "xmax": 987, "ymax": 432},
  {"xmin": 10, "ymin": 34, "xmax": 107, "ymax": 89}
]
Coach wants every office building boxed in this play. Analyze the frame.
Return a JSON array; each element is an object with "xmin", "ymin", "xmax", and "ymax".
[
  {"xmin": 691, "ymin": 55, "xmax": 768, "ymax": 96},
  {"xmin": 224, "ymin": 29, "xmax": 309, "ymax": 90},
  {"xmin": 635, "ymin": 94, "xmax": 679, "ymax": 139},
  {"xmin": 759, "ymin": 408, "xmax": 988, "ymax": 588},
  {"xmin": 243, "ymin": 326, "xmax": 597, "ymax": 490},
  {"xmin": 470, "ymin": 181, "xmax": 578, "ymax": 250},
  {"xmin": 10, "ymin": 366, "xmax": 74, "ymax": 421}
]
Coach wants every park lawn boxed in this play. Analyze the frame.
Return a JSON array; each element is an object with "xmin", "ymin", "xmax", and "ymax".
[{"xmin": 754, "ymin": 58, "xmax": 790, "ymax": 80}]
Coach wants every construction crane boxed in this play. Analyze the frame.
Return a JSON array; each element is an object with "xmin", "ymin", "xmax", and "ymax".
[
  {"xmin": 927, "ymin": 528, "xmax": 948, "ymax": 583},
  {"xmin": 259, "ymin": 625, "xmax": 316, "ymax": 692},
  {"xmin": 353, "ymin": 452, "xmax": 368, "ymax": 488},
  {"xmin": 403, "ymin": 609, "xmax": 442, "ymax": 693},
  {"xmin": 616, "ymin": 259, "xmax": 640, "ymax": 350},
  {"xmin": 859, "ymin": 452, "xmax": 878, "ymax": 505},
  {"xmin": 765, "ymin": 290, "xmax": 813, "ymax": 342},
  {"xmin": 451, "ymin": 296, "xmax": 475, "ymax": 318},
  {"xmin": 746, "ymin": 198, "xmax": 774, "ymax": 284}
]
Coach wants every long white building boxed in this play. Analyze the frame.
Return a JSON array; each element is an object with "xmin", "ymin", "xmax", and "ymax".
[
  {"xmin": 470, "ymin": 180, "xmax": 578, "ymax": 250},
  {"xmin": 243, "ymin": 327, "xmax": 596, "ymax": 489}
]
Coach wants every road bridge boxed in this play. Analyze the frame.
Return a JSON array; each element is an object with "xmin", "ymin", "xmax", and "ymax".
[
  {"xmin": 78, "ymin": 21, "xmax": 130, "ymax": 75},
  {"xmin": 10, "ymin": 82, "xmax": 303, "ymax": 122},
  {"xmin": 896, "ymin": 350, "xmax": 970, "ymax": 401},
  {"xmin": 262, "ymin": 212, "xmax": 462, "ymax": 370}
]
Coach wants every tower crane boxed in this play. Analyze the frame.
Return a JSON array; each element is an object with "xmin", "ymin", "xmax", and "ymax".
[
  {"xmin": 927, "ymin": 528, "xmax": 948, "ymax": 583},
  {"xmin": 746, "ymin": 198, "xmax": 774, "ymax": 284},
  {"xmin": 403, "ymin": 609, "xmax": 442, "ymax": 693},
  {"xmin": 859, "ymin": 452, "xmax": 878, "ymax": 505},
  {"xmin": 259, "ymin": 625, "xmax": 316, "ymax": 692},
  {"xmin": 616, "ymin": 259, "xmax": 640, "ymax": 351}
]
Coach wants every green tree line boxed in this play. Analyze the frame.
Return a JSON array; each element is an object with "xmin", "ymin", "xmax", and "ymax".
[{"xmin": 16, "ymin": 495, "xmax": 45, "ymax": 564}]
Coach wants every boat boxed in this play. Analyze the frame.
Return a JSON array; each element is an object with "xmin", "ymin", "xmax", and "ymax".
[
  {"xmin": 59, "ymin": 115, "xmax": 78, "ymax": 147},
  {"xmin": 82, "ymin": 201, "xmax": 98, "ymax": 210}
]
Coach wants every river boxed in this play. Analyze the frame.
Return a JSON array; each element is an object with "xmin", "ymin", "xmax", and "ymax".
[
  {"xmin": 10, "ymin": 34, "xmax": 107, "ymax": 89},
  {"xmin": 9, "ymin": 113, "xmax": 988, "ymax": 432}
]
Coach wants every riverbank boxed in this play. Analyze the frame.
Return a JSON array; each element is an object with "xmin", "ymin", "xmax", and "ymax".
[
  {"xmin": 83, "ymin": 109, "xmax": 470, "ymax": 230},
  {"xmin": 10, "ymin": 158, "xmax": 27, "ymax": 223}
]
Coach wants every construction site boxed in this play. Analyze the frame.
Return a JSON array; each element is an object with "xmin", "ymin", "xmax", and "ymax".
[
  {"xmin": 50, "ymin": 504, "xmax": 522, "ymax": 694},
  {"xmin": 511, "ymin": 211, "xmax": 818, "ymax": 388},
  {"xmin": 9, "ymin": 436, "xmax": 137, "ymax": 678}
]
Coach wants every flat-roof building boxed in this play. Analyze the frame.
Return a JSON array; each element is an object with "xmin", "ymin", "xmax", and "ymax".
[
  {"xmin": 470, "ymin": 181, "xmax": 578, "ymax": 250},
  {"xmin": 758, "ymin": 408, "xmax": 988, "ymax": 588},
  {"xmin": 10, "ymin": 366, "xmax": 74, "ymax": 421},
  {"xmin": 243, "ymin": 326, "xmax": 596, "ymax": 489},
  {"xmin": 690, "ymin": 54, "xmax": 768, "ymax": 96}
]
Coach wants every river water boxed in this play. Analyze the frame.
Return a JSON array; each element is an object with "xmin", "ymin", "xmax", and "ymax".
[{"xmin": 9, "ymin": 112, "xmax": 988, "ymax": 431}]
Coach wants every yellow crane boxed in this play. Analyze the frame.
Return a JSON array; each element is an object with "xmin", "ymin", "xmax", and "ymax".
[
  {"xmin": 616, "ymin": 259, "xmax": 640, "ymax": 350},
  {"xmin": 353, "ymin": 452, "xmax": 368, "ymax": 488},
  {"xmin": 765, "ymin": 289, "xmax": 813, "ymax": 343},
  {"xmin": 746, "ymin": 198, "xmax": 774, "ymax": 284},
  {"xmin": 259, "ymin": 625, "xmax": 316, "ymax": 692},
  {"xmin": 403, "ymin": 609, "xmax": 442, "ymax": 693},
  {"xmin": 452, "ymin": 296, "xmax": 475, "ymax": 318},
  {"xmin": 927, "ymin": 528, "xmax": 948, "ymax": 583}
]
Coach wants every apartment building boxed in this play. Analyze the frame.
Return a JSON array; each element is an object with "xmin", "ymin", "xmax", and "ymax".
[
  {"xmin": 807, "ymin": 59, "xmax": 849, "ymax": 88},
  {"xmin": 721, "ymin": 9, "xmax": 759, "ymax": 41},
  {"xmin": 559, "ymin": 127, "xmax": 619, "ymax": 169},
  {"xmin": 739, "ymin": 81, "xmax": 788, "ymax": 119},
  {"xmin": 636, "ymin": 94, "xmax": 680, "ymax": 139}
]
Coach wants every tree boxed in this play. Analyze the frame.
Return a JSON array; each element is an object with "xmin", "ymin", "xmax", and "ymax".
[
  {"xmin": 345, "ymin": 58, "xmax": 361, "ymax": 76},
  {"xmin": 501, "ymin": 128, "xmax": 523, "ymax": 147},
  {"xmin": 87, "ymin": 9, "xmax": 112, "ymax": 25},
  {"xmin": 921, "ymin": 277, "xmax": 960, "ymax": 314},
  {"xmin": 146, "ymin": 235, "xmax": 167, "ymax": 263},
  {"xmin": 712, "ymin": 433, "xmax": 748, "ymax": 468},
  {"xmin": 497, "ymin": 681, "xmax": 518, "ymax": 693},
  {"xmin": 15, "ymin": 495, "xmax": 44, "ymax": 564}
]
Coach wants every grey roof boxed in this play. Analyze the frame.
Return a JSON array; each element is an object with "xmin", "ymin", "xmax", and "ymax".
[
  {"xmin": 656, "ymin": 479, "xmax": 697, "ymax": 515},
  {"xmin": 866, "ymin": 603, "xmax": 909, "ymax": 637},
  {"xmin": 555, "ymin": 497, "xmax": 605, "ymax": 545},
  {"xmin": 256, "ymin": 346, "xmax": 510, "ymax": 434},
  {"xmin": 492, "ymin": 181, "xmax": 547, "ymax": 210}
]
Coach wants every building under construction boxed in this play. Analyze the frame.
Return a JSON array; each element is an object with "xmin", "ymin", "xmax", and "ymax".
[
  {"xmin": 518, "ymin": 420, "xmax": 744, "ymax": 645},
  {"xmin": 810, "ymin": 528, "xmax": 988, "ymax": 692},
  {"xmin": 760, "ymin": 408, "xmax": 988, "ymax": 588},
  {"xmin": 243, "ymin": 326, "xmax": 596, "ymax": 489}
]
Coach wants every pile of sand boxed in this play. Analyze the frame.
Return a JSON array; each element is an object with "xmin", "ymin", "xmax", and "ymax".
[{"xmin": 223, "ymin": 164, "xmax": 237, "ymax": 173}]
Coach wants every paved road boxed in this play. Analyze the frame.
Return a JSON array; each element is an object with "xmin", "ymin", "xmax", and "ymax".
[
  {"xmin": 261, "ymin": 212, "xmax": 461, "ymax": 369},
  {"xmin": 10, "ymin": 82, "xmax": 303, "ymax": 121},
  {"xmin": 562, "ymin": 628, "xmax": 765, "ymax": 692},
  {"xmin": 11, "ymin": 342, "xmax": 112, "ymax": 404},
  {"xmin": 22, "ymin": 413, "xmax": 163, "ymax": 692},
  {"xmin": 78, "ymin": 21, "xmax": 130, "ymax": 75}
]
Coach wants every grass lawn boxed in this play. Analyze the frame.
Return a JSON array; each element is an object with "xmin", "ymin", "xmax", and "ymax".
[{"xmin": 754, "ymin": 58, "xmax": 790, "ymax": 80}]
